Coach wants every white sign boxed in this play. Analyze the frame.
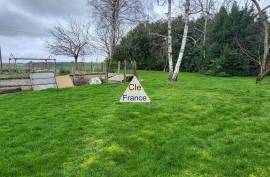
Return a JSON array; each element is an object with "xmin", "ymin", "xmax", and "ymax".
[{"xmin": 120, "ymin": 76, "xmax": 151, "ymax": 103}]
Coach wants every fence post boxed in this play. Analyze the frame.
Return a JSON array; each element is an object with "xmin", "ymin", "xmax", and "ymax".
[
  {"xmin": 44, "ymin": 59, "xmax": 47, "ymax": 71},
  {"xmin": 15, "ymin": 59, "xmax": 18, "ymax": 76},
  {"xmin": 105, "ymin": 60, "xmax": 109, "ymax": 83},
  {"xmin": 101, "ymin": 62, "xmax": 104, "ymax": 72},
  {"xmin": 118, "ymin": 61, "xmax": 121, "ymax": 74},
  {"xmin": 45, "ymin": 59, "xmax": 49, "ymax": 71},
  {"xmin": 91, "ymin": 62, "xmax": 93, "ymax": 72},
  {"xmin": 132, "ymin": 60, "xmax": 137, "ymax": 77},
  {"xmin": 0, "ymin": 52, "xmax": 2, "ymax": 72},
  {"xmin": 54, "ymin": 59, "xmax": 56, "ymax": 74},
  {"xmin": 71, "ymin": 61, "xmax": 75, "ymax": 75},
  {"xmin": 29, "ymin": 61, "xmax": 32, "ymax": 73},
  {"xmin": 124, "ymin": 60, "xmax": 127, "ymax": 82},
  {"xmin": 8, "ymin": 58, "xmax": 11, "ymax": 74}
]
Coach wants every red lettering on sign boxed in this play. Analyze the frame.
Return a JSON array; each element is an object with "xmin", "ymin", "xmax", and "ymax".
[{"xmin": 129, "ymin": 84, "xmax": 142, "ymax": 91}]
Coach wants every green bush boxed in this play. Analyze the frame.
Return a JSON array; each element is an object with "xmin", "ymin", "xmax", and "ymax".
[{"xmin": 59, "ymin": 68, "xmax": 71, "ymax": 75}]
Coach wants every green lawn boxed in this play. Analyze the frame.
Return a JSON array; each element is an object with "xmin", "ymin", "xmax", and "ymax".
[{"xmin": 1, "ymin": 71, "xmax": 270, "ymax": 177}]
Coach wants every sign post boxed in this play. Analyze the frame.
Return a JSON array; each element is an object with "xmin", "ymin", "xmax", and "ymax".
[{"xmin": 0, "ymin": 46, "xmax": 2, "ymax": 71}]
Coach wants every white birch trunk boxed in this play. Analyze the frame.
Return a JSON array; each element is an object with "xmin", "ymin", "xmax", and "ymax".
[
  {"xmin": 203, "ymin": 17, "xmax": 208, "ymax": 59},
  {"xmin": 202, "ymin": 0, "xmax": 209, "ymax": 60},
  {"xmin": 171, "ymin": 0, "xmax": 190, "ymax": 81},
  {"xmin": 167, "ymin": 0, "xmax": 173, "ymax": 78}
]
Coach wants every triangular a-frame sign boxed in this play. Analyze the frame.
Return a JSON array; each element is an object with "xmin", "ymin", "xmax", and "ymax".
[{"xmin": 120, "ymin": 76, "xmax": 151, "ymax": 103}]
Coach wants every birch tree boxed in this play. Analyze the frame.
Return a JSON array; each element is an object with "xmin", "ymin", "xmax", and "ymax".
[
  {"xmin": 167, "ymin": 0, "xmax": 174, "ymax": 78},
  {"xmin": 197, "ymin": 0, "xmax": 216, "ymax": 59},
  {"xmin": 155, "ymin": 0, "xmax": 173, "ymax": 77},
  {"xmin": 170, "ymin": 0, "xmax": 190, "ymax": 81}
]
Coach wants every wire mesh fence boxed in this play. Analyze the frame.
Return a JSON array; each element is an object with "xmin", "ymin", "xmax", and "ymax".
[
  {"xmin": 0, "ymin": 58, "xmax": 56, "ymax": 78},
  {"xmin": 109, "ymin": 61, "xmax": 133, "ymax": 74},
  {"xmin": 71, "ymin": 62, "xmax": 105, "ymax": 74},
  {"xmin": 0, "ymin": 59, "xmax": 137, "ymax": 82}
]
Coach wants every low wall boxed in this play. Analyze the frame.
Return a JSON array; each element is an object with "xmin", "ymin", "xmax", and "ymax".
[
  {"xmin": 71, "ymin": 73, "xmax": 106, "ymax": 85},
  {"xmin": 0, "ymin": 78, "xmax": 32, "ymax": 91}
]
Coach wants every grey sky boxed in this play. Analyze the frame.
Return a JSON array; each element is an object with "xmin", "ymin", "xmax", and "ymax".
[
  {"xmin": 0, "ymin": 0, "xmax": 269, "ymax": 62},
  {"xmin": 0, "ymin": 0, "xmax": 89, "ymax": 62}
]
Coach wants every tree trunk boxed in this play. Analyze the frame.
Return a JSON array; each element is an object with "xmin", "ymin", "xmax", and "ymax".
[
  {"xmin": 111, "ymin": 24, "xmax": 117, "ymax": 59},
  {"xmin": 74, "ymin": 55, "xmax": 79, "ymax": 71},
  {"xmin": 167, "ymin": 0, "xmax": 173, "ymax": 79},
  {"xmin": 163, "ymin": 51, "xmax": 168, "ymax": 72},
  {"xmin": 256, "ymin": 73, "xmax": 265, "ymax": 84},
  {"xmin": 109, "ymin": 3, "xmax": 118, "ymax": 72},
  {"xmin": 256, "ymin": 66, "xmax": 269, "ymax": 84},
  {"xmin": 257, "ymin": 19, "xmax": 270, "ymax": 84},
  {"xmin": 258, "ymin": 17, "xmax": 269, "ymax": 84},
  {"xmin": 110, "ymin": 26, "xmax": 116, "ymax": 70},
  {"xmin": 261, "ymin": 16, "xmax": 270, "ymax": 72},
  {"xmin": 251, "ymin": 0, "xmax": 270, "ymax": 84},
  {"xmin": 202, "ymin": 0, "xmax": 209, "ymax": 60},
  {"xmin": 171, "ymin": 0, "xmax": 190, "ymax": 81},
  {"xmin": 74, "ymin": 55, "xmax": 78, "ymax": 64},
  {"xmin": 110, "ymin": 0, "xmax": 119, "ymax": 61}
]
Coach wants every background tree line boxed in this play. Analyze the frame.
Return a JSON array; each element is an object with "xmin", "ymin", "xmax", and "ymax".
[{"xmin": 113, "ymin": 2, "xmax": 263, "ymax": 77}]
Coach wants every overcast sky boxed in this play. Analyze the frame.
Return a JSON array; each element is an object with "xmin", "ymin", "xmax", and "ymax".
[
  {"xmin": 0, "ymin": 0, "xmax": 269, "ymax": 63},
  {"xmin": 0, "ymin": 0, "xmax": 90, "ymax": 62}
]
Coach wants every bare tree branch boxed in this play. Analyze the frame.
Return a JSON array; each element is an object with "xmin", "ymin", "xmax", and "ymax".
[
  {"xmin": 235, "ymin": 37, "xmax": 260, "ymax": 64},
  {"xmin": 88, "ymin": 0, "xmax": 145, "ymax": 59},
  {"xmin": 47, "ymin": 18, "xmax": 93, "ymax": 63}
]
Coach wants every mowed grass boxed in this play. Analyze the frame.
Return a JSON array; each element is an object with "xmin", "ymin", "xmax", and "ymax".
[{"xmin": 1, "ymin": 71, "xmax": 270, "ymax": 177}]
